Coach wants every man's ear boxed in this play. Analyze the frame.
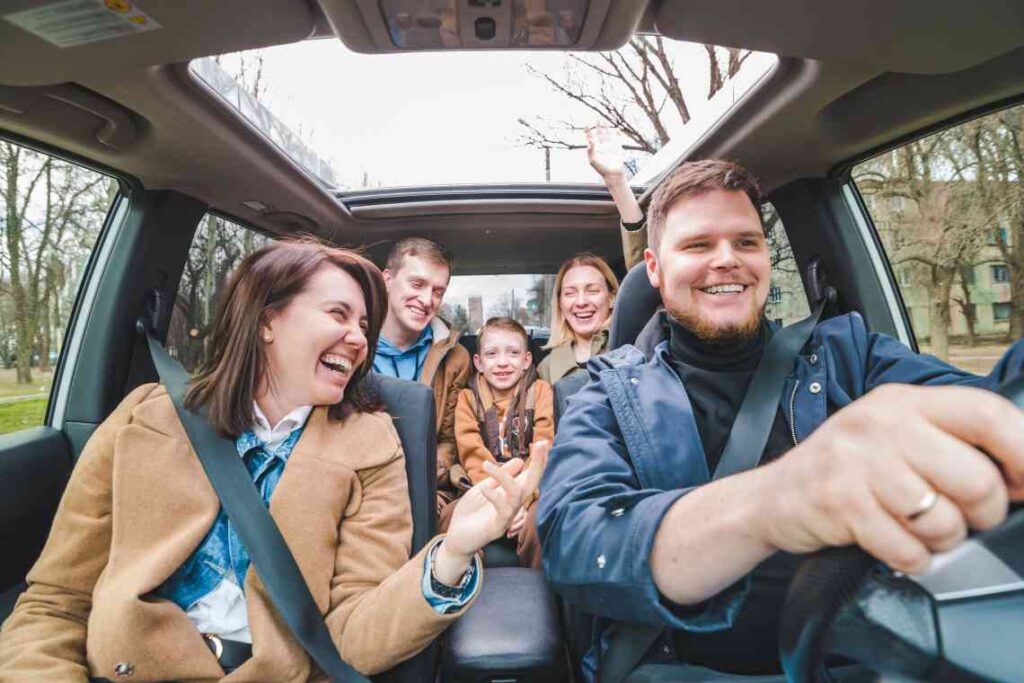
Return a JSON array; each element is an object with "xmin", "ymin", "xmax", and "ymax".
[
  {"xmin": 644, "ymin": 247, "xmax": 661, "ymax": 290},
  {"xmin": 382, "ymin": 269, "xmax": 394, "ymax": 293},
  {"xmin": 473, "ymin": 354, "xmax": 484, "ymax": 373}
]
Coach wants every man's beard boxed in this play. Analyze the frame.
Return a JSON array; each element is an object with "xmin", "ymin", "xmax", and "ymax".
[{"xmin": 666, "ymin": 299, "xmax": 765, "ymax": 346}]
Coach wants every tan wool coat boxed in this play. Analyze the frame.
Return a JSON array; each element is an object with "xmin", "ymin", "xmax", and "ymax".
[
  {"xmin": 419, "ymin": 318, "xmax": 471, "ymax": 496},
  {"xmin": 0, "ymin": 384, "xmax": 468, "ymax": 683}
]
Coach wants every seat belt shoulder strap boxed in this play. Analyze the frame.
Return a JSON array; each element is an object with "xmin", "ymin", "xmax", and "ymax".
[{"xmin": 144, "ymin": 331, "xmax": 370, "ymax": 683}]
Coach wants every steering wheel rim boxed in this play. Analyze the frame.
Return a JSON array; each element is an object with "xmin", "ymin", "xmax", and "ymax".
[
  {"xmin": 779, "ymin": 545, "xmax": 878, "ymax": 682},
  {"xmin": 779, "ymin": 375, "xmax": 1024, "ymax": 683}
]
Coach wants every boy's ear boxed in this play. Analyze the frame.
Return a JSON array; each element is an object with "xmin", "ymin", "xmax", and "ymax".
[{"xmin": 473, "ymin": 354, "xmax": 484, "ymax": 373}]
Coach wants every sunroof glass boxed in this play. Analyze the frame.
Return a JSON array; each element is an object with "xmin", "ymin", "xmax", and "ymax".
[{"xmin": 190, "ymin": 37, "xmax": 775, "ymax": 191}]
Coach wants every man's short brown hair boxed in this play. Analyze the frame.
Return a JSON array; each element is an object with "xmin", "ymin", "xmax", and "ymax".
[
  {"xmin": 478, "ymin": 316, "xmax": 529, "ymax": 350},
  {"xmin": 385, "ymin": 237, "xmax": 453, "ymax": 275},
  {"xmin": 647, "ymin": 160, "xmax": 765, "ymax": 254}
]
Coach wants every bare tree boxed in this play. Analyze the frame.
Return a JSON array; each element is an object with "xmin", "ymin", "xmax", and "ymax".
[
  {"xmin": 856, "ymin": 131, "xmax": 992, "ymax": 360},
  {"xmin": 0, "ymin": 144, "xmax": 107, "ymax": 382},
  {"xmin": 971, "ymin": 108, "xmax": 1024, "ymax": 338},
  {"xmin": 518, "ymin": 38, "xmax": 748, "ymax": 154}
]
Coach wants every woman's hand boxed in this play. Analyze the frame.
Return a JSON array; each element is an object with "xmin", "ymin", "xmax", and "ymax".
[
  {"xmin": 435, "ymin": 441, "xmax": 550, "ymax": 583},
  {"xmin": 586, "ymin": 126, "xmax": 626, "ymax": 180}
]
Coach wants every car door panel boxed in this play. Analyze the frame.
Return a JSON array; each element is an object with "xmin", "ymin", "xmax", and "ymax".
[{"xmin": 0, "ymin": 427, "xmax": 71, "ymax": 593}]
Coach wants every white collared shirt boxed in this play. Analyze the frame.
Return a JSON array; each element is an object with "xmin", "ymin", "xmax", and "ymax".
[{"xmin": 182, "ymin": 402, "xmax": 312, "ymax": 643}]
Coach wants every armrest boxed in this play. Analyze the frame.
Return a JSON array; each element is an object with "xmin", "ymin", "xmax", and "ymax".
[{"xmin": 443, "ymin": 568, "xmax": 565, "ymax": 682}]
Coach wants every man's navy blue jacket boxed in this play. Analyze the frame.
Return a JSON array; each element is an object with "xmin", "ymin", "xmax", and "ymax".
[{"xmin": 536, "ymin": 312, "xmax": 1024, "ymax": 668}]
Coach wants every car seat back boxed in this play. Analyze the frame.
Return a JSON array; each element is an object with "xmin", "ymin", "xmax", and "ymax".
[
  {"xmin": 608, "ymin": 262, "xmax": 661, "ymax": 351},
  {"xmin": 355, "ymin": 374, "xmax": 439, "ymax": 683}
]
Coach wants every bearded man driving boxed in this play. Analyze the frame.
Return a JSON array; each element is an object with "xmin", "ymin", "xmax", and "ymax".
[{"xmin": 536, "ymin": 160, "xmax": 1024, "ymax": 681}]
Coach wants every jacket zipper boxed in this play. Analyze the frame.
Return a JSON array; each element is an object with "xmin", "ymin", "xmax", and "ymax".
[{"xmin": 788, "ymin": 379, "xmax": 800, "ymax": 445}]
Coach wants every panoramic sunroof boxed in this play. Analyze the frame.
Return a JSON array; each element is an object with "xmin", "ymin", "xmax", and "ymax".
[{"xmin": 189, "ymin": 37, "xmax": 775, "ymax": 191}]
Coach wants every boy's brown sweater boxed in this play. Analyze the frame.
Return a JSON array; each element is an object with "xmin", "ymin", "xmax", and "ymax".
[{"xmin": 454, "ymin": 374, "xmax": 554, "ymax": 486}]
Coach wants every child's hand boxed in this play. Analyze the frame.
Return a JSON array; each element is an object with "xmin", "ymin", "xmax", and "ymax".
[
  {"xmin": 516, "ymin": 439, "xmax": 549, "ymax": 502},
  {"xmin": 441, "ymin": 441, "xmax": 549, "ymax": 553},
  {"xmin": 506, "ymin": 507, "xmax": 528, "ymax": 539}
]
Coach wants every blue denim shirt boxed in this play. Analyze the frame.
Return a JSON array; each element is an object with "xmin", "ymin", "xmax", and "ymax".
[{"xmin": 155, "ymin": 426, "xmax": 305, "ymax": 611}]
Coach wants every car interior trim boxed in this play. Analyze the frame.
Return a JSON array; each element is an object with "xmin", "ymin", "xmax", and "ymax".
[
  {"xmin": 47, "ymin": 194, "xmax": 131, "ymax": 429},
  {"xmin": 840, "ymin": 183, "xmax": 913, "ymax": 348}
]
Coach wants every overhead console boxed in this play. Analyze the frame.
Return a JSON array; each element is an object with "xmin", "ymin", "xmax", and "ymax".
[{"xmin": 317, "ymin": 0, "xmax": 649, "ymax": 52}]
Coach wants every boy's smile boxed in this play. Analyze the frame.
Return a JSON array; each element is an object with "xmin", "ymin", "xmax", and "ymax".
[{"xmin": 474, "ymin": 328, "xmax": 532, "ymax": 399}]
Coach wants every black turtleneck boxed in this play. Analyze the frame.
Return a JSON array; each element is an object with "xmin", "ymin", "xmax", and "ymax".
[{"xmin": 665, "ymin": 315, "xmax": 800, "ymax": 675}]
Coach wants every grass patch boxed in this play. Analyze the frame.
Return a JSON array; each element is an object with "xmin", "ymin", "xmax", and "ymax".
[
  {"xmin": 0, "ymin": 369, "xmax": 52, "ymax": 400},
  {"xmin": 0, "ymin": 398, "xmax": 47, "ymax": 435}
]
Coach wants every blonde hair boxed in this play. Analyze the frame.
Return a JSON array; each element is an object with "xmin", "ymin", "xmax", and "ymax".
[{"xmin": 545, "ymin": 253, "xmax": 619, "ymax": 349}]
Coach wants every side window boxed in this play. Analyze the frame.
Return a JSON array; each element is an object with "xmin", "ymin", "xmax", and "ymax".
[
  {"xmin": 168, "ymin": 214, "xmax": 270, "ymax": 372},
  {"xmin": 0, "ymin": 141, "xmax": 117, "ymax": 434},
  {"xmin": 853, "ymin": 103, "xmax": 1023, "ymax": 372},
  {"xmin": 763, "ymin": 202, "xmax": 810, "ymax": 326}
]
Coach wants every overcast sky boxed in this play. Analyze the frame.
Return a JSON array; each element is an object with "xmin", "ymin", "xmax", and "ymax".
[{"xmin": 214, "ymin": 38, "xmax": 771, "ymax": 189}]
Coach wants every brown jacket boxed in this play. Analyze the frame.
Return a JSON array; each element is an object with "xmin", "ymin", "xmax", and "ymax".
[
  {"xmin": 419, "ymin": 318, "xmax": 471, "ymax": 495},
  {"xmin": 454, "ymin": 376, "xmax": 554, "ymax": 486},
  {"xmin": 0, "ymin": 384, "xmax": 468, "ymax": 682}
]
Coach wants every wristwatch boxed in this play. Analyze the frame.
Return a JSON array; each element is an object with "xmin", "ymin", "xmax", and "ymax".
[{"xmin": 429, "ymin": 542, "xmax": 475, "ymax": 599}]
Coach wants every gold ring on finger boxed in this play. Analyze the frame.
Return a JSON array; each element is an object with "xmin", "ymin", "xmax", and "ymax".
[{"xmin": 907, "ymin": 490, "xmax": 939, "ymax": 521}]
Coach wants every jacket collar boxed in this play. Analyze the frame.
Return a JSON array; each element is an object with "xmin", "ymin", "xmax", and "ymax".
[
  {"xmin": 430, "ymin": 316, "xmax": 452, "ymax": 345},
  {"xmin": 420, "ymin": 316, "xmax": 464, "ymax": 384},
  {"xmin": 544, "ymin": 329, "xmax": 610, "ymax": 384}
]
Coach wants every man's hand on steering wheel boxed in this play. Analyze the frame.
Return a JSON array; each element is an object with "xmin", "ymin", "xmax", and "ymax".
[{"xmin": 758, "ymin": 384, "xmax": 1024, "ymax": 575}]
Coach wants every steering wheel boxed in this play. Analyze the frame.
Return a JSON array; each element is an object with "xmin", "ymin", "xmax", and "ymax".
[{"xmin": 780, "ymin": 375, "xmax": 1024, "ymax": 683}]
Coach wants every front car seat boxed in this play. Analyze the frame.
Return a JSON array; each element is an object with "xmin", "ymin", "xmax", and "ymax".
[{"xmin": 608, "ymin": 262, "xmax": 662, "ymax": 351}]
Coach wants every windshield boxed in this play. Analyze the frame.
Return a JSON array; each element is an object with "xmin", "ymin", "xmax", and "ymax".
[{"xmin": 190, "ymin": 38, "xmax": 776, "ymax": 190}]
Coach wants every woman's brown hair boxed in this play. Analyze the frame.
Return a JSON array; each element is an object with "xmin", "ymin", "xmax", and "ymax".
[
  {"xmin": 545, "ymin": 253, "xmax": 619, "ymax": 349},
  {"xmin": 185, "ymin": 237, "xmax": 387, "ymax": 435}
]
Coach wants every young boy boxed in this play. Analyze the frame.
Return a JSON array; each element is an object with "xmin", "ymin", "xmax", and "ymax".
[{"xmin": 454, "ymin": 317, "xmax": 554, "ymax": 568}]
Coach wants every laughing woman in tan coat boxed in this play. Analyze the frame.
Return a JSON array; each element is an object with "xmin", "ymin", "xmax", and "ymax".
[{"xmin": 0, "ymin": 239, "xmax": 544, "ymax": 682}]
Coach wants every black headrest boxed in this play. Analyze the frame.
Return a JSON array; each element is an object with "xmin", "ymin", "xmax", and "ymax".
[
  {"xmin": 372, "ymin": 373, "xmax": 437, "ymax": 551},
  {"xmin": 609, "ymin": 262, "xmax": 662, "ymax": 350}
]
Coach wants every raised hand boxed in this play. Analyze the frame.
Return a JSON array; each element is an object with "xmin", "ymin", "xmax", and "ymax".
[{"xmin": 586, "ymin": 126, "xmax": 626, "ymax": 180}]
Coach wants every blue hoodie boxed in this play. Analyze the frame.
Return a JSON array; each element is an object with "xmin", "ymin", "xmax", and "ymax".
[{"xmin": 373, "ymin": 325, "xmax": 434, "ymax": 381}]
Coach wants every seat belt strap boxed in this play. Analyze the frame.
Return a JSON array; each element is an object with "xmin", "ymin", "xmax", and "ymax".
[
  {"xmin": 598, "ymin": 624, "xmax": 663, "ymax": 683},
  {"xmin": 713, "ymin": 288, "xmax": 833, "ymax": 480},
  {"xmin": 599, "ymin": 289, "xmax": 835, "ymax": 683},
  {"xmin": 143, "ymin": 329, "xmax": 370, "ymax": 683}
]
